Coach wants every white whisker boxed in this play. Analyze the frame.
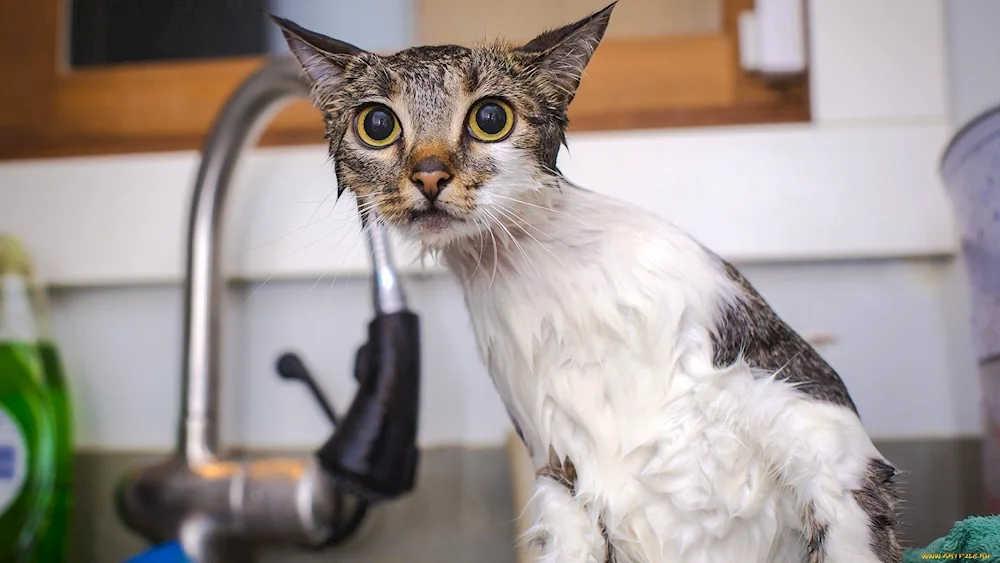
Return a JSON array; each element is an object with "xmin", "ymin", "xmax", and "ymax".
[
  {"xmin": 243, "ymin": 221, "xmax": 353, "ymax": 304},
  {"xmin": 322, "ymin": 209, "xmax": 379, "ymax": 299},
  {"xmin": 466, "ymin": 217, "xmax": 489, "ymax": 284},
  {"xmin": 305, "ymin": 219, "xmax": 367, "ymax": 294},
  {"xmin": 491, "ymin": 202, "xmax": 569, "ymax": 271},
  {"xmin": 482, "ymin": 207, "xmax": 539, "ymax": 281},
  {"xmin": 486, "ymin": 215, "xmax": 499, "ymax": 290},
  {"xmin": 306, "ymin": 187, "xmax": 342, "ymax": 225},
  {"xmin": 241, "ymin": 214, "xmax": 334, "ymax": 252},
  {"xmin": 489, "ymin": 193, "xmax": 575, "ymax": 220}
]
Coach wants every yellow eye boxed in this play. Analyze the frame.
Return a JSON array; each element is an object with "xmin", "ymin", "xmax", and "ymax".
[
  {"xmin": 467, "ymin": 98, "xmax": 514, "ymax": 142},
  {"xmin": 356, "ymin": 105, "xmax": 401, "ymax": 148}
]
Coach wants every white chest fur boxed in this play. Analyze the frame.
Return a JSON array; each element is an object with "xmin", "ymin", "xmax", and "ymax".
[{"xmin": 442, "ymin": 186, "xmax": 887, "ymax": 562}]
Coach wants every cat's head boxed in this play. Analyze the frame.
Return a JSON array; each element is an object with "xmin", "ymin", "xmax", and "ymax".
[{"xmin": 271, "ymin": 4, "xmax": 614, "ymax": 248}]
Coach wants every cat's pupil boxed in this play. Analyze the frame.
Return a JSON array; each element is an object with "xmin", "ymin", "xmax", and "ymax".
[
  {"xmin": 476, "ymin": 103, "xmax": 507, "ymax": 135},
  {"xmin": 364, "ymin": 108, "xmax": 395, "ymax": 141}
]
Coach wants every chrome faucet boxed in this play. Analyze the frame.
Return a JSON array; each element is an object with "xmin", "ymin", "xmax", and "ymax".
[{"xmin": 115, "ymin": 57, "xmax": 422, "ymax": 563}]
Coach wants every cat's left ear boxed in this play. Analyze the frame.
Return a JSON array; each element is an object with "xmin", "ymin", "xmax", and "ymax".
[
  {"xmin": 267, "ymin": 14, "xmax": 366, "ymax": 90},
  {"xmin": 521, "ymin": 2, "xmax": 616, "ymax": 105}
]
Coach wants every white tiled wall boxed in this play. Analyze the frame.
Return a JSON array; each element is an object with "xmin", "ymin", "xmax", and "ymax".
[{"xmin": 51, "ymin": 259, "xmax": 980, "ymax": 451}]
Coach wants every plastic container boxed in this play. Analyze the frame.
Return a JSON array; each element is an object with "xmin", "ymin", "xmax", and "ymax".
[
  {"xmin": 940, "ymin": 103, "xmax": 1000, "ymax": 514},
  {"xmin": 123, "ymin": 541, "xmax": 190, "ymax": 563}
]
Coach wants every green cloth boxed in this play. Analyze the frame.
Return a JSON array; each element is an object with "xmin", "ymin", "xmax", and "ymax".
[{"xmin": 903, "ymin": 516, "xmax": 1000, "ymax": 562}]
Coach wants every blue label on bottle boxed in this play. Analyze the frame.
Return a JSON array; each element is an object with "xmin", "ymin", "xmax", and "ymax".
[
  {"xmin": 0, "ymin": 407, "xmax": 27, "ymax": 513},
  {"xmin": 0, "ymin": 446, "xmax": 15, "ymax": 479}
]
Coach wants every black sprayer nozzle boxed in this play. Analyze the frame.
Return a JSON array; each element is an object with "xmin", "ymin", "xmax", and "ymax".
[{"xmin": 315, "ymin": 310, "xmax": 421, "ymax": 501}]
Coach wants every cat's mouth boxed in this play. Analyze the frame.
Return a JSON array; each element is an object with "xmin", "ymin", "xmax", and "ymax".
[
  {"xmin": 410, "ymin": 207, "xmax": 451, "ymax": 220},
  {"xmin": 408, "ymin": 206, "xmax": 464, "ymax": 236}
]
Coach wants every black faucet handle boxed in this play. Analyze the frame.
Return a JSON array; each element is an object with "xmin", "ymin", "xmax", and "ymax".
[
  {"xmin": 276, "ymin": 352, "xmax": 339, "ymax": 427},
  {"xmin": 275, "ymin": 350, "xmax": 374, "ymax": 549}
]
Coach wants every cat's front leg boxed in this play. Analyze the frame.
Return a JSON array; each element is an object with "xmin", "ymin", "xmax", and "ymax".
[
  {"xmin": 754, "ymin": 400, "xmax": 902, "ymax": 563},
  {"xmin": 523, "ymin": 476, "xmax": 607, "ymax": 563},
  {"xmin": 797, "ymin": 456, "xmax": 901, "ymax": 563},
  {"xmin": 522, "ymin": 456, "xmax": 607, "ymax": 563}
]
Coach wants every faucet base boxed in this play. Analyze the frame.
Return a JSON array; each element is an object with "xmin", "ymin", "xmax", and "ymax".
[{"xmin": 117, "ymin": 453, "xmax": 342, "ymax": 561}]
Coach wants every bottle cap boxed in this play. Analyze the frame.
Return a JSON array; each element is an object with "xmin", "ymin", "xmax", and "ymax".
[{"xmin": 0, "ymin": 234, "xmax": 33, "ymax": 278}]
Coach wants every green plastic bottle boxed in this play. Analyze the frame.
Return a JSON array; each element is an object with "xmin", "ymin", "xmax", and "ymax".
[
  {"xmin": 0, "ymin": 235, "xmax": 56, "ymax": 563},
  {"xmin": 32, "ymin": 337, "xmax": 73, "ymax": 563},
  {"xmin": 23, "ymin": 243, "xmax": 74, "ymax": 562}
]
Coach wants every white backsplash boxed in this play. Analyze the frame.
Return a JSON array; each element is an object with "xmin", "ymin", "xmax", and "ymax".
[{"xmin": 50, "ymin": 257, "xmax": 980, "ymax": 452}]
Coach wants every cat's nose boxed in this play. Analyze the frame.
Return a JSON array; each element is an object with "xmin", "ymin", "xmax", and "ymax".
[{"xmin": 410, "ymin": 156, "xmax": 453, "ymax": 202}]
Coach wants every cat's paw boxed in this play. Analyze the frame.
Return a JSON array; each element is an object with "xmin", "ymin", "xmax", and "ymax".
[{"xmin": 521, "ymin": 476, "xmax": 606, "ymax": 563}]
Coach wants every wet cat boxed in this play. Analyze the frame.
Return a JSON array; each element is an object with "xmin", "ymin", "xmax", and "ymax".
[{"xmin": 272, "ymin": 5, "xmax": 901, "ymax": 562}]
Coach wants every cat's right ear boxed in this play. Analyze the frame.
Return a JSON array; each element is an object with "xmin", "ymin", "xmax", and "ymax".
[{"xmin": 267, "ymin": 14, "xmax": 365, "ymax": 89}]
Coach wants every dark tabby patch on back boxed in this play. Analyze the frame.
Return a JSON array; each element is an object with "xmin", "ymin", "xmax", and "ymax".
[
  {"xmin": 853, "ymin": 458, "xmax": 902, "ymax": 563},
  {"xmin": 712, "ymin": 260, "xmax": 858, "ymax": 411}
]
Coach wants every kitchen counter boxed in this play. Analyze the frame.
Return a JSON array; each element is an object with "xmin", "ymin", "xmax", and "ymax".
[
  {"xmin": 69, "ymin": 436, "xmax": 984, "ymax": 562},
  {"xmin": 73, "ymin": 446, "xmax": 516, "ymax": 563}
]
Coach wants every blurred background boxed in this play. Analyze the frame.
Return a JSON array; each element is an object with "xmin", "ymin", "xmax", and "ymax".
[{"xmin": 0, "ymin": 0, "xmax": 998, "ymax": 562}]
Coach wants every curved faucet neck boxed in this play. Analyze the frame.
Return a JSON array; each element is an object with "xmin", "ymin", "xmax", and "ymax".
[
  {"xmin": 178, "ymin": 58, "xmax": 312, "ymax": 462},
  {"xmin": 118, "ymin": 55, "xmax": 421, "ymax": 560},
  {"xmin": 178, "ymin": 56, "xmax": 412, "ymax": 463}
]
